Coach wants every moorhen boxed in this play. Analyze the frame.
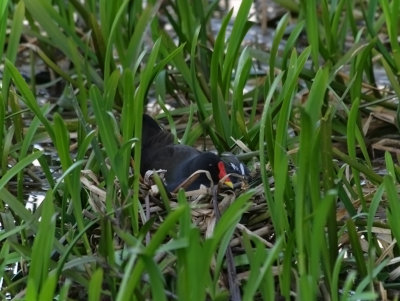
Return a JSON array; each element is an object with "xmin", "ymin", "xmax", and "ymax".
[{"xmin": 140, "ymin": 114, "xmax": 249, "ymax": 192}]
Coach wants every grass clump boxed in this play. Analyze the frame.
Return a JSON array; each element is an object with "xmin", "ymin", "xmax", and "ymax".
[{"xmin": 1, "ymin": 0, "xmax": 400, "ymax": 300}]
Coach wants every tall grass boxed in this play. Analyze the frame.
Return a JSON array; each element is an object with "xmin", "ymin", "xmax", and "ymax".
[{"xmin": 1, "ymin": 0, "xmax": 400, "ymax": 300}]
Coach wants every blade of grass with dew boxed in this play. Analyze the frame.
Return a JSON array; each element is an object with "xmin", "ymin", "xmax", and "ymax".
[{"xmin": 25, "ymin": 190, "xmax": 56, "ymax": 300}]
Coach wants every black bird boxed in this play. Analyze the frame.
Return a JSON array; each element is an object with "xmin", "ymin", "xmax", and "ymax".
[{"xmin": 140, "ymin": 114, "xmax": 249, "ymax": 192}]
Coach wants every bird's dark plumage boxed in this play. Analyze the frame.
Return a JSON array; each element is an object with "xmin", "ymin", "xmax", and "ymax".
[{"xmin": 140, "ymin": 114, "xmax": 248, "ymax": 192}]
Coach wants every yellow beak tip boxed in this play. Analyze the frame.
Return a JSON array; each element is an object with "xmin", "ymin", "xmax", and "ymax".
[{"xmin": 224, "ymin": 180, "xmax": 234, "ymax": 189}]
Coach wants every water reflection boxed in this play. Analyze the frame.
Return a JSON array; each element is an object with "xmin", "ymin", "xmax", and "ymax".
[{"xmin": 26, "ymin": 193, "xmax": 46, "ymax": 211}]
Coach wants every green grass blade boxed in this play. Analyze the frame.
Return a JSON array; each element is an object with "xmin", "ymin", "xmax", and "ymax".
[
  {"xmin": 26, "ymin": 190, "xmax": 56, "ymax": 299},
  {"xmin": 5, "ymin": 59, "xmax": 55, "ymax": 140},
  {"xmin": 242, "ymin": 237, "xmax": 283, "ymax": 301},
  {"xmin": 0, "ymin": 151, "xmax": 42, "ymax": 191},
  {"xmin": 89, "ymin": 268, "xmax": 104, "ymax": 301},
  {"xmin": 346, "ymin": 219, "xmax": 367, "ymax": 279},
  {"xmin": 117, "ymin": 205, "xmax": 186, "ymax": 301}
]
